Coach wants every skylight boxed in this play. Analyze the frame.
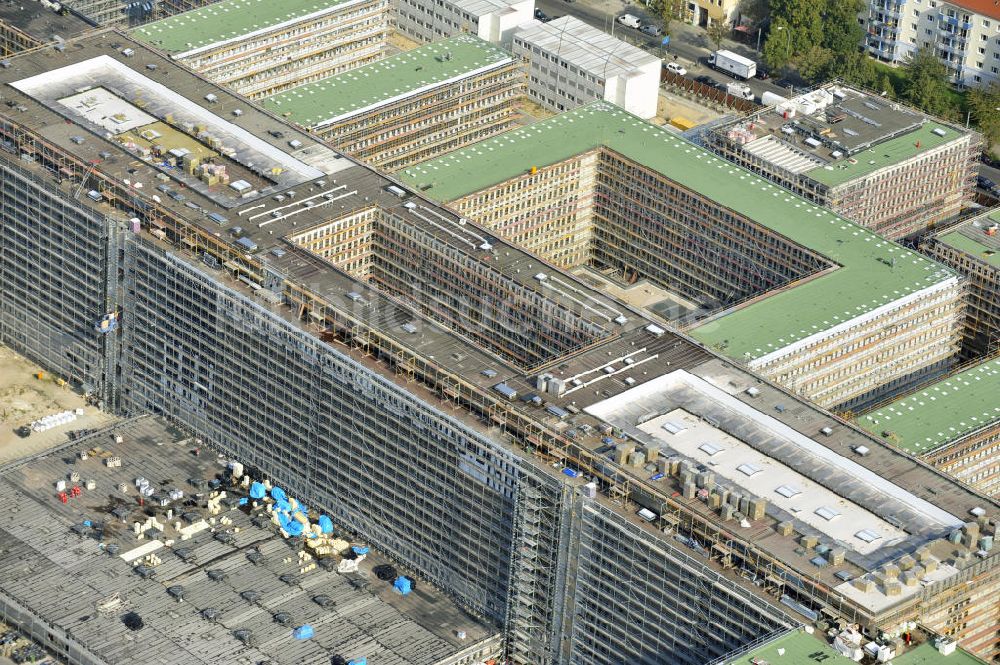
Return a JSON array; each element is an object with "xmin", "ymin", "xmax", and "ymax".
[
  {"xmin": 661, "ymin": 420, "xmax": 687, "ymax": 434},
  {"xmin": 815, "ymin": 506, "xmax": 841, "ymax": 521},
  {"xmin": 855, "ymin": 529, "xmax": 882, "ymax": 543},
  {"xmin": 775, "ymin": 484, "xmax": 801, "ymax": 498},
  {"xmin": 698, "ymin": 442, "xmax": 724, "ymax": 456},
  {"xmin": 736, "ymin": 463, "xmax": 762, "ymax": 477}
]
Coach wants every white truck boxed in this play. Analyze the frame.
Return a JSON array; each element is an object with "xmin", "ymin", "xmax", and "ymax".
[
  {"xmin": 708, "ymin": 49, "xmax": 756, "ymax": 80},
  {"xmin": 726, "ymin": 82, "xmax": 754, "ymax": 101},
  {"xmin": 616, "ymin": 14, "xmax": 641, "ymax": 29}
]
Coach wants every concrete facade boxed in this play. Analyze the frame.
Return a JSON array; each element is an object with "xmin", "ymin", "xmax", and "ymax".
[
  {"xmin": 394, "ymin": 0, "xmax": 533, "ymax": 46},
  {"xmin": 512, "ymin": 17, "xmax": 660, "ymax": 119}
]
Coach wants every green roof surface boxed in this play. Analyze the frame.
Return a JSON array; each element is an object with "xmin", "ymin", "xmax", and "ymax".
[
  {"xmin": 262, "ymin": 35, "xmax": 512, "ymax": 126},
  {"xmin": 804, "ymin": 121, "xmax": 956, "ymax": 187},
  {"xmin": 133, "ymin": 0, "xmax": 345, "ymax": 54},
  {"xmin": 734, "ymin": 630, "xmax": 984, "ymax": 665},
  {"xmin": 398, "ymin": 102, "xmax": 956, "ymax": 362},
  {"xmin": 938, "ymin": 209, "xmax": 1000, "ymax": 268},
  {"xmin": 855, "ymin": 358, "xmax": 1000, "ymax": 454}
]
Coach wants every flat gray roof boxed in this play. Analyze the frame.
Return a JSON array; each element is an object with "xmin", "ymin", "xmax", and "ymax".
[
  {"xmin": 0, "ymin": 416, "xmax": 496, "ymax": 664},
  {"xmin": 513, "ymin": 16, "xmax": 659, "ymax": 78}
]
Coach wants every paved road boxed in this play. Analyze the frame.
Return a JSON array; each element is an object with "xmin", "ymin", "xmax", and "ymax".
[{"xmin": 532, "ymin": 0, "xmax": 797, "ymax": 103}]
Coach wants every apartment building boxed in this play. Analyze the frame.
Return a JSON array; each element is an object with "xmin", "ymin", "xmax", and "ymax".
[
  {"xmin": 922, "ymin": 209, "xmax": 1000, "ymax": 358},
  {"xmin": 394, "ymin": 0, "xmax": 533, "ymax": 46},
  {"xmin": 0, "ymin": 32, "xmax": 998, "ymax": 665},
  {"xmin": 132, "ymin": 0, "xmax": 390, "ymax": 97},
  {"xmin": 512, "ymin": 16, "xmax": 660, "ymax": 119},
  {"xmin": 865, "ymin": 0, "xmax": 1000, "ymax": 88},
  {"xmin": 706, "ymin": 83, "xmax": 978, "ymax": 239},
  {"xmin": 401, "ymin": 101, "xmax": 965, "ymax": 410},
  {"xmin": 687, "ymin": 0, "xmax": 740, "ymax": 28},
  {"xmin": 856, "ymin": 357, "xmax": 1000, "ymax": 499},
  {"xmin": 262, "ymin": 34, "xmax": 525, "ymax": 171}
]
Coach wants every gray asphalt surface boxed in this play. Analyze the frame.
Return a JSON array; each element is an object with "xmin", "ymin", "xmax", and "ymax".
[{"xmin": 531, "ymin": 0, "xmax": 806, "ymax": 103}]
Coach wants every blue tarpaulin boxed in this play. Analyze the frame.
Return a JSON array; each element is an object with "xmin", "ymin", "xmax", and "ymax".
[
  {"xmin": 318, "ymin": 515, "xmax": 333, "ymax": 534},
  {"xmin": 273, "ymin": 498, "xmax": 291, "ymax": 513},
  {"xmin": 393, "ymin": 577, "xmax": 412, "ymax": 595},
  {"xmin": 238, "ymin": 497, "xmax": 248, "ymax": 505},
  {"xmin": 270, "ymin": 486, "xmax": 287, "ymax": 502},
  {"xmin": 292, "ymin": 625, "xmax": 314, "ymax": 640},
  {"xmin": 351, "ymin": 546, "xmax": 369, "ymax": 555},
  {"xmin": 249, "ymin": 482, "xmax": 266, "ymax": 499},
  {"xmin": 285, "ymin": 521, "xmax": 304, "ymax": 537},
  {"xmin": 347, "ymin": 659, "xmax": 367, "ymax": 665}
]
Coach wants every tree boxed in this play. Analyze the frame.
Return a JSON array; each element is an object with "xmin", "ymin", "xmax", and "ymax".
[
  {"xmin": 762, "ymin": 19, "xmax": 794, "ymax": 72},
  {"xmin": 656, "ymin": 0, "xmax": 687, "ymax": 36},
  {"xmin": 902, "ymin": 48, "xmax": 958, "ymax": 118},
  {"xmin": 832, "ymin": 50, "xmax": 877, "ymax": 88},
  {"xmin": 707, "ymin": 20, "xmax": 730, "ymax": 51},
  {"xmin": 738, "ymin": 0, "xmax": 769, "ymax": 28},
  {"xmin": 797, "ymin": 45, "xmax": 834, "ymax": 83},
  {"xmin": 969, "ymin": 82, "xmax": 1000, "ymax": 150},
  {"xmin": 769, "ymin": 0, "xmax": 824, "ymax": 55},
  {"xmin": 821, "ymin": 0, "xmax": 866, "ymax": 56},
  {"xmin": 874, "ymin": 72, "xmax": 896, "ymax": 98}
]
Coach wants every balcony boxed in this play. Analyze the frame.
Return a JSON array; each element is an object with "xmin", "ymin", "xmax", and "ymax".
[
  {"xmin": 938, "ymin": 13, "xmax": 974, "ymax": 30},
  {"xmin": 868, "ymin": 41, "xmax": 897, "ymax": 59},
  {"xmin": 939, "ymin": 38, "xmax": 967, "ymax": 53},
  {"xmin": 870, "ymin": 0, "xmax": 903, "ymax": 15}
]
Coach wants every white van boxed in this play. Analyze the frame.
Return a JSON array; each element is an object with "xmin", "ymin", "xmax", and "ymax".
[{"xmin": 616, "ymin": 14, "xmax": 641, "ymax": 29}]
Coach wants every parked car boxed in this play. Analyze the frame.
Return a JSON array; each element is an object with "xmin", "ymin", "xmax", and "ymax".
[
  {"xmin": 616, "ymin": 14, "xmax": 641, "ymax": 29},
  {"xmin": 534, "ymin": 8, "xmax": 547, "ymax": 20},
  {"xmin": 977, "ymin": 175, "xmax": 996, "ymax": 191},
  {"xmin": 664, "ymin": 61, "xmax": 687, "ymax": 76},
  {"xmin": 640, "ymin": 24, "xmax": 663, "ymax": 36},
  {"xmin": 755, "ymin": 68, "xmax": 770, "ymax": 80},
  {"xmin": 694, "ymin": 75, "xmax": 715, "ymax": 86}
]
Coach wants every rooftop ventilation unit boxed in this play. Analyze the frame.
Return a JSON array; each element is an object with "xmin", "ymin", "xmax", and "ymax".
[{"xmin": 932, "ymin": 127, "xmax": 947, "ymax": 137}]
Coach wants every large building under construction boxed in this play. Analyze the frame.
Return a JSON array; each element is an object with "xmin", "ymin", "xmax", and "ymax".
[
  {"xmin": 0, "ymin": 416, "xmax": 503, "ymax": 665},
  {"xmin": 400, "ymin": 102, "xmax": 965, "ymax": 410},
  {"xmin": 60, "ymin": 0, "xmax": 222, "ymax": 28},
  {"xmin": 856, "ymin": 356, "xmax": 1000, "ymax": 500},
  {"xmin": 0, "ymin": 3, "xmax": 94, "ymax": 56},
  {"xmin": 262, "ymin": 34, "xmax": 525, "ymax": 171},
  {"xmin": 705, "ymin": 83, "xmax": 978, "ymax": 240},
  {"xmin": 132, "ymin": 0, "xmax": 390, "ymax": 98},
  {"xmin": 922, "ymin": 209, "xmax": 1000, "ymax": 359},
  {"xmin": 0, "ymin": 31, "xmax": 998, "ymax": 665}
]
